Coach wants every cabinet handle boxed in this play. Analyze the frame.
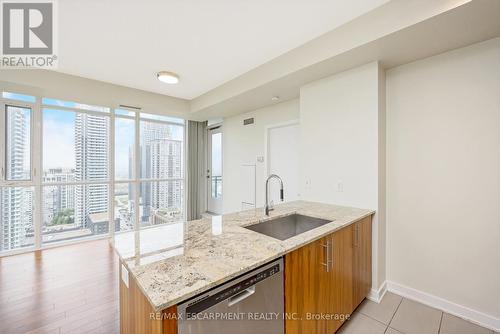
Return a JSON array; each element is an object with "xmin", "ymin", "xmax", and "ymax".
[
  {"xmin": 331, "ymin": 236, "xmax": 334, "ymax": 268},
  {"xmin": 321, "ymin": 240, "xmax": 332, "ymax": 272}
]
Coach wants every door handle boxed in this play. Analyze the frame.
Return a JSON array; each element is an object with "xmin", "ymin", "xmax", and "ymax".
[
  {"xmin": 227, "ymin": 286, "xmax": 255, "ymax": 307},
  {"xmin": 331, "ymin": 236, "xmax": 334, "ymax": 268}
]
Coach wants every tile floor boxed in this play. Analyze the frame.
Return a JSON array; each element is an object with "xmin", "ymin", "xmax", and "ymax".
[{"xmin": 338, "ymin": 292, "xmax": 498, "ymax": 334}]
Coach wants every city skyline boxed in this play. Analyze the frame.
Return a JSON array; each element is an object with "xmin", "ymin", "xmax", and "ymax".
[
  {"xmin": 1, "ymin": 98, "xmax": 185, "ymax": 251},
  {"xmin": 1, "ymin": 105, "xmax": 33, "ymax": 251},
  {"xmin": 43, "ymin": 108, "xmax": 184, "ymax": 179}
]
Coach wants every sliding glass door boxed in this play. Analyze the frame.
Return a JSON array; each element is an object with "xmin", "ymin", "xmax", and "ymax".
[{"xmin": 207, "ymin": 126, "xmax": 222, "ymax": 214}]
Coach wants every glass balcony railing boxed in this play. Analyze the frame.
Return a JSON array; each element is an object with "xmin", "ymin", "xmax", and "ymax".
[{"xmin": 211, "ymin": 176, "xmax": 222, "ymax": 198}]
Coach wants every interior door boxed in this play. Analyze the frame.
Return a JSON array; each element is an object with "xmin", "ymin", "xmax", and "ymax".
[
  {"xmin": 207, "ymin": 126, "xmax": 223, "ymax": 214},
  {"xmin": 267, "ymin": 122, "xmax": 299, "ymax": 204}
]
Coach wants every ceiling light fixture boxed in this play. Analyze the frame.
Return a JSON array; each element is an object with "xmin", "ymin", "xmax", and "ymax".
[
  {"xmin": 157, "ymin": 71, "xmax": 180, "ymax": 84},
  {"xmin": 271, "ymin": 96, "xmax": 280, "ymax": 102}
]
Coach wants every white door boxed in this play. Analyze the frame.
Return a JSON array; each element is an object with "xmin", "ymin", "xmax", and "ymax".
[
  {"xmin": 267, "ymin": 122, "xmax": 300, "ymax": 204},
  {"xmin": 207, "ymin": 126, "xmax": 223, "ymax": 214}
]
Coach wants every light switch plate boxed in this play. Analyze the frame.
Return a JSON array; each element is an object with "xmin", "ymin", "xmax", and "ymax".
[
  {"xmin": 121, "ymin": 263, "xmax": 129, "ymax": 288},
  {"xmin": 337, "ymin": 180, "xmax": 344, "ymax": 192}
]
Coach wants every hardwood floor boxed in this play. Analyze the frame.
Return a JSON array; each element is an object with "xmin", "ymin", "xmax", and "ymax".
[{"xmin": 0, "ymin": 240, "xmax": 119, "ymax": 334}]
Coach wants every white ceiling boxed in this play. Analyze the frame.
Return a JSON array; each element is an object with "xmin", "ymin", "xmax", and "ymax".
[{"xmin": 57, "ymin": 0, "xmax": 388, "ymax": 99}]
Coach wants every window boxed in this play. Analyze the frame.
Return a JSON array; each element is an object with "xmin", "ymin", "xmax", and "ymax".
[
  {"xmin": 115, "ymin": 109, "xmax": 136, "ymax": 117},
  {"xmin": 114, "ymin": 182, "xmax": 135, "ymax": 232},
  {"xmin": 1, "ymin": 92, "xmax": 36, "ymax": 252},
  {"xmin": 139, "ymin": 180, "xmax": 184, "ymax": 226},
  {"xmin": 1, "ymin": 92, "xmax": 186, "ymax": 254},
  {"xmin": 113, "ymin": 109, "xmax": 136, "ymax": 232},
  {"xmin": 41, "ymin": 102, "xmax": 111, "ymax": 245},
  {"xmin": 138, "ymin": 117, "xmax": 185, "ymax": 225},
  {"xmin": 42, "ymin": 109, "xmax": 76, "ymax": 176},
  {"xmin": 5, "ymin": 105, "xmax": 32, "ymax": 181},
  {"xmin": 42, "ymin": 184, "xmax": 110, "ymax": 244},
  {"xmin": 0, "ymin": 92, "xmax": 185, "ymax": 253},
  {"xmin": 140, "ymin": 120, "xmax": 184, "ymax": 179},
  {"xmin": 0, "ymin": 186, "xmax": 35, "ymax": 251},
  {"xmin": 42, "ymin": 98, "xmax": 110, "ymax": 113},
  {"xmin": 140, "ymin": 112, "xmax": 185, "ymax": 124},
  {"xmin": 2, "ymin": 91, "xmax": 36, "ymax": 103},
  {"xmin": 210, "ymin": 132, "xmax": 222, "ymax": 198},
  {"xmin": 42, "ymin": 108, "xmax": 110, "ymax": 182},
  {"xmin": 114, "ymin": 116, "xmax": 135, "ymax": 181}
]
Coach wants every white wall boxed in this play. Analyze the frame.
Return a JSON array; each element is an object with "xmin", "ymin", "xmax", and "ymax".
[
  {"xmin": 387, "ymin": 37, "xmax": 500, "ymax": 320},
  {"xmin": 0, "ymin": 70, "xmax": 189, "ymax": 117},
  {"xmin": 299, "ymin": 62, "xmax": 386, "ymax": 289},
  {"xmin": 222, "ymin": 99, "xmax": 300, "ymax": 213},
  {"xmin": 267, "ymin": 123, "xmax": 300, "ymax": 204}
]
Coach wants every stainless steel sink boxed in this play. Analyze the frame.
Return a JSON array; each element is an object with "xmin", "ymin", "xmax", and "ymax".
[{"xmin": 244, "ymin": 214, "xmax": 332, "ymax": 240}]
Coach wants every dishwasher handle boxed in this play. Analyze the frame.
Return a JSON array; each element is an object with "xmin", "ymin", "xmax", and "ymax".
[{"xmin": 227, "ymin": 286, "xmax": 255, "ymax": 307}]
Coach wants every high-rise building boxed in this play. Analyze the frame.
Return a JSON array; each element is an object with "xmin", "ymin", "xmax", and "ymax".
[
  {"xmin": 149, "ymin": 140, "xmax": 182, "ymax": 209},
  {"xmin": 42, "ymin": 168, "xmax": 75, "ymax": 225},
  {"xmin": 74, "ymin": 113, "xmax": 109, "ymax": 228},
  {"xmin": 139, "ymin": 122, "xmax": 182, "ymax": 224},
  {"xmin": 0, "ymin": 107, "xmax": 31, "ymax": 251}
]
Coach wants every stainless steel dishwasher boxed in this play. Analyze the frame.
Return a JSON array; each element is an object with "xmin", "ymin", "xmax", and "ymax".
[{"xmin": 177, "ymin": 258, "xmax": 284, "ymax": 334}]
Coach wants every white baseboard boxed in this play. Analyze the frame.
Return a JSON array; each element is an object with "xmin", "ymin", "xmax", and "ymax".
[
  {"xmin": 385, "ymin": 281, "xmax": 500, "ymax": 332},
  {"xmin": 367, "ymin": 281, "xmax": 387, "ymax": 303}
]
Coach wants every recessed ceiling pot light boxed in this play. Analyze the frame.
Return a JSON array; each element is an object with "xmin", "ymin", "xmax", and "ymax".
[{"xmin": 157, "ymin": 71, "xmax": 180, "ymax": 84}]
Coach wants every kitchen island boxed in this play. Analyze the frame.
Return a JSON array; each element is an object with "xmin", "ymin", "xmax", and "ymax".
[{"xmin": 112, "ymin": 200, "xmax": 374, "ymax": 334}]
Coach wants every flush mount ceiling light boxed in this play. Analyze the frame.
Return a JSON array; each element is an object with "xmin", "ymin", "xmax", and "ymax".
[
  {"xmin": 157, "ymin": 71, "xmax": 180, "ymax": 84},
  {"xmin": 271, "ymin": 96, "xmax": 280, "ymax": 102}
]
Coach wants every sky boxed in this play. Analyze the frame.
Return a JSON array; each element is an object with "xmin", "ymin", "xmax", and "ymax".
[
  {"xmin": 115, "ymin": 118, "xmax": 134, "ymax": 179},
  {"xmin": 43, "ymin": 108, "xmax": 184, "ymax": 178},
  {"xmin": 43, "ymin": 108, "xmax": 76, "ymax": 170},
  {"xmin": 3, "ymin": 92, "xmax": 185, "ymax": 178}
]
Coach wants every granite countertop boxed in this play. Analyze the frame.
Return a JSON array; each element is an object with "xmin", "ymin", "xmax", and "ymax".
[{"xmin": 112, "ymin": 200, "xmax": 374, "ymax": 311}]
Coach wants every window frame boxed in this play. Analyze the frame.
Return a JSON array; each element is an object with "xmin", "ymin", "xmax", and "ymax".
[
  {"xmin": 0, "ymin": 91, "xmax": 187, "ymax": 256},
  {"xmin": 116, "ymin": 111, "xmax": 187, "ymax": 232},
  {"xmin": 0, "ymin": 94, "xmax": 38, "ymax": 254},
  {"xmin": 1, "ymin": 100, "xmax": 36, "ymax": 186},
  {"xmin": 40, "ymin": 103, "xmax": 112, "ymax": 246}
]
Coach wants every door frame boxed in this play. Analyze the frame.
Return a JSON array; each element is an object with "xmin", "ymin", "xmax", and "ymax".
[
  {"xmin": 264, "ymin": 119, "xmax": 299, "ymax": 177},
  {"xmin": 206, "ymin": 124, "xmax": 223, "ymax": 214}
]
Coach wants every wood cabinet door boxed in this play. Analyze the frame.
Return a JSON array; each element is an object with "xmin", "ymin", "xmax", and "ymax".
[
  {"xmin": 285, "ymin": 235, "xmax": 333, "ymax": 334},
  {"xmin": 352, "ymin": 216, "xmax": 373, "ymax": 308},
  {"xmin": 330, "ymin": 224, "xmax": 354, "ymax": 333}
]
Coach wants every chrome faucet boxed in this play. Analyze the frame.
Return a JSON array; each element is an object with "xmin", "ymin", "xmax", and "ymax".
[{"xmin": 265, "ymin": 174, "xmax": 284, "ymax": 216}]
